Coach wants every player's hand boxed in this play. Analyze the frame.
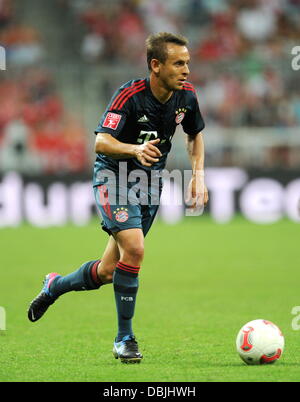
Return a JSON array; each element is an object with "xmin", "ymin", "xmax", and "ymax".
[
  {"xmin": 134, "ymin": 139, "xmax": 162, "ymax": 167},
  {"xmin": 185, "ymin": 174, "xmax": 209, "ymax": 211}
]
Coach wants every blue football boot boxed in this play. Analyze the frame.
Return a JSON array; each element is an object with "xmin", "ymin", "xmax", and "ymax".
[
  {"xmin": 28, "ymin": 273, "xmax": 61, "ymax": 322},
  {"xmin": 113, "ymin": 335, "xmax": 143, "ymax": 363}
]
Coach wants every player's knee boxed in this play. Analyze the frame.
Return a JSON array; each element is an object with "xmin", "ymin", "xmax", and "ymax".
[{"xmin": 123, "ymin": 244, "xmax": 144, "ymax": 265}]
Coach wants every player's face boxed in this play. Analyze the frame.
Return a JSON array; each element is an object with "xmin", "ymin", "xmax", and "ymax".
[{"xmin": 158, "ymin": 44, "xmax": 190, "ymax": 91}]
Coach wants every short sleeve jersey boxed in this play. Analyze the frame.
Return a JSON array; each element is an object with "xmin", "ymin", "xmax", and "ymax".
[{"xmin": 93, "ymin": 77, "xmax": 205, "ymax": 185}]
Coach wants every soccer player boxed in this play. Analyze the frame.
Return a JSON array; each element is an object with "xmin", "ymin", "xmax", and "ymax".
[{"xmin": 28, "ymin": 32, "xmax": 209, "ymax": 364}]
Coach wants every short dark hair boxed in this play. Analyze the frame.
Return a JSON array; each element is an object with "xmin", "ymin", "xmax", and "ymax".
[{"xmin": 146, "ymin": 32, "xmax": 189, "ymax": 71}]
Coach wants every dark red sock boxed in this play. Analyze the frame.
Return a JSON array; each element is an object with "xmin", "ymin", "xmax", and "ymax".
[{"xmin": 90, "ymin": 259, "xmax": 103, "ymax": 286}]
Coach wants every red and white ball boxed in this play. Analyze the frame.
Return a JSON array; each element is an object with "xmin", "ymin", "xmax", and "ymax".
[{"xmin": 236, "ymin": 319, "xmax": 284, "ymax": 365}]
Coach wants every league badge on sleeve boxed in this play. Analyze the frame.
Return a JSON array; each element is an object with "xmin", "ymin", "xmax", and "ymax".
[{"xmin": 103, "ymin": 112, "xmax": 122, "ymax": 130}]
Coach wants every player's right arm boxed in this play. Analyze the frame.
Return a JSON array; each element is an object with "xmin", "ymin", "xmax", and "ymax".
[
  {"xmin": 94, "ymin": 80, "xmax": 161, "ymax": 167},
  {"xmin": 94, "ymin": 133, "xmax": 161, "ymax": 167}
]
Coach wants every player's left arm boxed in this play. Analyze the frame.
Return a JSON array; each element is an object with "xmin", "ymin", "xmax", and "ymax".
[{"xmin": 185, "ymin": 132, "xmax": 209, "ymax": 209}]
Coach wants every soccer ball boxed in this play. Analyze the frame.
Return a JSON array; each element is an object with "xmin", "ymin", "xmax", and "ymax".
[{"xmin": 236, "ymin": 319, "xmax": 284, "ymax": 365}]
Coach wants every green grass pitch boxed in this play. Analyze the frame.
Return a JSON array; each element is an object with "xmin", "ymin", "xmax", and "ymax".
[{"xmin": 0, "ymin": 216, "xmax": 300, "ymax": 382}]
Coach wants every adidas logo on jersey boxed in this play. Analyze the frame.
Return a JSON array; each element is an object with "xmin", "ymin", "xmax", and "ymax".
[{"xmin": 137, "ymin": 115, "xmax": 149, "ymax": 123}]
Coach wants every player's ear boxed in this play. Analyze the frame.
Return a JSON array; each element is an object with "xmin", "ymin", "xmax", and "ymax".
[{"xmin": 150, "ymin": 58, "xmax": 161, "ymax": 74}]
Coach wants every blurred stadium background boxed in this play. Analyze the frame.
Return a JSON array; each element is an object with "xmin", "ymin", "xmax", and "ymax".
[
  {"xmin": 0, "ymin": 0, "xmax": 300, "ymax": 226},
  {"xmin": 1, "ymin": 0, "xmax": 300, "ymax": 383}
]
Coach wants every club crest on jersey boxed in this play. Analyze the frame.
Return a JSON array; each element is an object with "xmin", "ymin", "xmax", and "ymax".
[
  {"xmin": 114, "ymin": 208, "xmax": 129, "ymax": 223},
  {"xmin": 103, "ymin": 112, "xmax": 122, "ymax": 130},
  {"xmin": 175, "ymin": 108, "xmax": 187, "ymax": 124}
]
